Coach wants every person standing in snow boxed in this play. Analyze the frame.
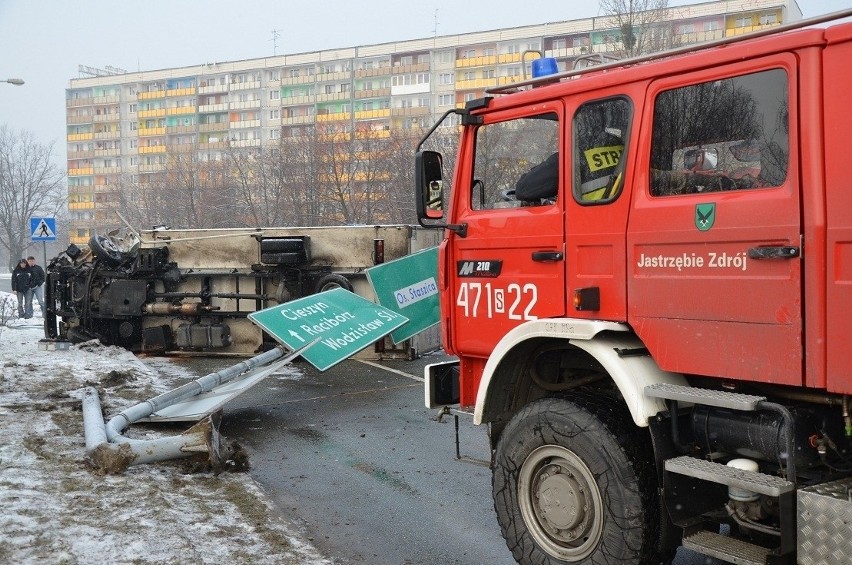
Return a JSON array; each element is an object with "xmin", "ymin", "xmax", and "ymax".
[
  {"xmin": 27, "ymin": 256, "xmax": 45, "ymax": 317},
  {"xmin": 11, "ymin": 259, "xmax": 32, "ymax": 319}
]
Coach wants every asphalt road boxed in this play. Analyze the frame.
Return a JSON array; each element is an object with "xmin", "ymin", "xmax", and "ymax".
[{"xmin": 171, "ymin": 352, "xmax": 722, "ymax": 565}]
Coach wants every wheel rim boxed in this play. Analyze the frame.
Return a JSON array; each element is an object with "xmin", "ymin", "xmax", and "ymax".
[{"xmin": 518, "ymin": 445, "xmax": 604, "ymax": 561}]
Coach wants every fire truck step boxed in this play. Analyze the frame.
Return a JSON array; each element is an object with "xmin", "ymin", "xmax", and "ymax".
[
  {"xmin": 645, "ymin": 383, "xmax": 765, "ymax": 410},
  {"xmin": 665, "ymin": 455, "xmax": 794, "ymax": 496},
  {"xmin": 682, "ymin": 530, "xmax": 771, "ymax": 565}
]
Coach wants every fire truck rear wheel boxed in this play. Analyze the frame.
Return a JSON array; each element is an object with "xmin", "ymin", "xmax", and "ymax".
[
  {"xmin": 314, "ymin": 274, "xmax": 353, "ymax": 294},
  {"xmin": 493, "ymin": 395, "xmax": 661, "ymax": 564}
]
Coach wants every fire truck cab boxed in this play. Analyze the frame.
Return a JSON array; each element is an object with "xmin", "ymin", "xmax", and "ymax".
[{"xmin": 416, "ymin": 11, "xmax": 852, "ymax": 565}]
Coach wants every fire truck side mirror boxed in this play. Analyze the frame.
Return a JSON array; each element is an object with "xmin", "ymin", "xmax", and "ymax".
[{"xmin": 415, "ymin": 150, "xmax": 445, "ymax": 220}]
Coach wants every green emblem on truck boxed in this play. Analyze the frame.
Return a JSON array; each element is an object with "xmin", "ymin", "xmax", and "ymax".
[{"xmin": 695, "ymin": 203, "xmax": 716, "ymax": 232}]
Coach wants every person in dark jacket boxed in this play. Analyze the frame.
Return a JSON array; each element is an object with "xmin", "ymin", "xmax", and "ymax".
[
  {"xmin": 11, "ymin": 259, "xmax": 32, "ymax": 319},
  {"xmin": 27, "ymin": 256, "xmax": 45, "ymax": 317}
]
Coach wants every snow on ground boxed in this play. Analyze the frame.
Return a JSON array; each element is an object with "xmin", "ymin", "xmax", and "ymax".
[{"xmin": 0, "ymin": 291, "xmax": 331, "ymax": 565}]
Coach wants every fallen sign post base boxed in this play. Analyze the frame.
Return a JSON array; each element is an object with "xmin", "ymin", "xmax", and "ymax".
[{"xmin": 82, "ymin": 341, "xmax": 315, "ymax": 473}]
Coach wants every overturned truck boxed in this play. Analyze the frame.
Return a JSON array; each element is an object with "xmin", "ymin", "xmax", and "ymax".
[{"xmin": 45, "ymin": 225, "xmax": 439, "ymax": 357}]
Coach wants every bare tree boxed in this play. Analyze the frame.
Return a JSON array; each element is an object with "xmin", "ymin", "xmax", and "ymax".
[
  {"xmin": 599, "ymin": 0, "xmax": 670, "ymax": 57},
  {"xmin": 0, "ymin": 126, "xmax": 65, "ymax": 271}
]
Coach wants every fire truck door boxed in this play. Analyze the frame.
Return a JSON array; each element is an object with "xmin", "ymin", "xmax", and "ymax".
[
  {"xmin": 450, "ymin": 105, "xmax": 566, "ymax": 357},
  {"xmin": 628, "ymin": 65, "xmax": 803, "ymax": 385}
]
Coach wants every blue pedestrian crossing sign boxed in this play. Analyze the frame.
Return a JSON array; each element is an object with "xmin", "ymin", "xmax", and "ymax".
[{"xmin": 30, "ymin": 217, "xmax": 57, "ymax": 241}]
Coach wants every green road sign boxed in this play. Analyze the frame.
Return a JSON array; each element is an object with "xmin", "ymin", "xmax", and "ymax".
[
  {"xmin": 248, "ymin": 287, "xmax": 408, "ymax": 371},
  {"xmin": 366, "ymin": 246, "xmax": 439, "ymax": 344}
]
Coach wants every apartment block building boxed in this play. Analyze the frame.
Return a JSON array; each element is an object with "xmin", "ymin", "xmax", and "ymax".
[{"xmin": 65, "ymin": 0, "xmax": 801, "ymax": 244}]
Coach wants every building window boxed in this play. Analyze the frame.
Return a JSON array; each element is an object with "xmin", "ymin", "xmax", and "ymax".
[
  {"xmin": 270, "ymin": 109, "xmax": 280, "ymax": 119},
  {"xmin": 703, "ymin": 21, "xmax": 721, "ymax": 32},
  {"xmin": 439, "ymin": 73, "xmax": 453, "ymax": 85},
  {"xmin": 552, "ymin": 39, "xmax": 566, "ymax": 50},
  {"xmin": 439, "ymin": 94, "xmax": 453, "ymax": 106},
  {"xmin": 735, "ymin": 16, "xmax": 752, "ymax": 27},
  {"xmin": 464, "ymin": 71, "xmax": 475, "ymax": 81},
  {"xmin": 269, "ymin": 90, "xmax": 280, "ymax": 100},
  {"xmin": 759, "ymin": 13, "xmax": 778, "ymax": 25}
]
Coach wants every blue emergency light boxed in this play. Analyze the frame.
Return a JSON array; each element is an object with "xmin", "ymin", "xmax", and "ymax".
[{"xmin": 531, "ymin": 57, "xmax": 559, "ymax": 78}]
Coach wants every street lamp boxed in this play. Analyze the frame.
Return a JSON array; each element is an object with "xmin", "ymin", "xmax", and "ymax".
[{"xmin": 1, "ymin": 78, "xmax": 24, "ymax": 85}]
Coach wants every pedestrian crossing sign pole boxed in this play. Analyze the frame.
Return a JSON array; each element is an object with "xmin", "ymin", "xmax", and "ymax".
[{"xmin": 30, "ymin": 217, "xmax": 57, "ymax": 267}]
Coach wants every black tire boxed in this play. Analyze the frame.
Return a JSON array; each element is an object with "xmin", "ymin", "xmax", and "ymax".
[
  {"xmin": 314, "ymin": 273, "xmax": 353, "ymax": 294},
  {"xmin": 88, "ymin": 234, "xmax": 124, "ymax": 267},
  {"xmin": 493, "ymin": 394, "xmax": 661, "ymax": 564}
]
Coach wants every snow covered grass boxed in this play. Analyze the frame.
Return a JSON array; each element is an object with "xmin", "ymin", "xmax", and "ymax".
[{"xmin": 0, "ymin": 292, "xmax": 330, "ymax": 565}]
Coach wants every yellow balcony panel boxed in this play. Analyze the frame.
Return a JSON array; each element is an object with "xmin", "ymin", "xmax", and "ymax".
[
  {"xmin": 166, "ymin": 106, "xmax": 196, "ymax": 116},
  {"xmin": 138, "ymin": 108, "xmax": 166, "ymax": 118},
  {"xmin": 316, "ymin": 112, "xmax": 351, "ymax": 122},
  {"xmin": 354, "ymin": 109, "xmax": 391, "ymax": 120},
  {"xmin": 355, "ymin": 130, "xmax": 390, "ymax": 139},
  {"xmin": 138, "ymin": 127, "xmax": 167, "ymax": 136},
  {"xmin": 139, "ymin": 145, "xmax": 166, "ymax": 154},
  {"xmin": 498, "ymin": 53, "xmax": 522, "ymax": 64},
  {"xmin": 67, "ymin": 133, "xmax": 94, "ymax": 141},
  {"xmin": 455, "ymin": 78, "xmax": 498, "ymax": 90},
  {"xmin": 93, "ymin": 167, "xmax": 121, "ymax": 174},
  {"xmin": 166, "ymin": 87, "xmax": 196, "ymax": 97},
  {"xmin": 69, "ymin": 202, "xmax": 96, "ymax": 210},
  {"xmin": 138, "ymin": 91, "xmax": 166, "ymax": 100},
  {"xmin": 68, "ymin": 167, "xmax": 94, "ymax": 176}
]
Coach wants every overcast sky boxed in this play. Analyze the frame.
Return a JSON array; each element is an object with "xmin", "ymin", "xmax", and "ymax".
[{"xmin": 0, "ymin": 0, "xmax": 848, "ymax": 156}]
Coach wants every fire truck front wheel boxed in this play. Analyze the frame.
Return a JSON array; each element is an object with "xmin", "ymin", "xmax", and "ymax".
[{"xmin": 493, "ymin": 395, "xmax": 662, "ymax": 564}]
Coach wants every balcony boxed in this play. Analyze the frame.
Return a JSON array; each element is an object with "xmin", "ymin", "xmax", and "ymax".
[
  {"xmin": 166, "ymin": 106, "xmax": 196, "ymax": 116},
  {"xmin": 138, "ymin": 108, "xmax": 166, "ymax": 118},
  {"xmin": 498, "ymin": 53, "xmax": 522, "ymax": 64},
  {"xmin": 726, "ymin": 23, "xmax": 778, "ymax": 36},
  {"xmin": 94, "ymin": 148, "xmax": 120, "ymax": 157},
  {"xmin": 455, "ymin": 55, "xmax": 498, "ymax": 68},
  {"xmin": 198, "ymin": 103, "xmax": 229, "ymax": 113},
  {"xmin": 138, "ymin": 127, "xmax": 166, "ymax": 136},
  {"xmin": 139, "ymin": 145, "xmax": 166, "ymax": 154},
  {"xmin": 230, "ymin": 119, "xmax": 261, "ymax": 129},
  {"xmin": 391, "ymin": 62, "xmax": 430, "ymax": 74},
  {"xmin": 229, "ymin": 139, "xmax": 261, "ymax": 148},
  {"xmin": 166, "ymin": 87, "xmax": 196, "ymax": 97},
  {"xmin": 68, "ymin": 150, "xmax": 95, "ymax": 159},
  {"xmin": 168, "ymin": 143, "xmax": 196, "ymax": 153},
  {"xmin": 138, "ymin": 90, "xmax": 166, "ymax": 100},
  {"xmin": 281, "ymin": 74, "xmax": 316, "ymax": 86},
  {"xmin": 391, "ymin": 107, "xmax": 429, "ymax": 117},
  {"xmin": 545, "ymin": 45, "xmax": 592, "ymax": 58},
  {"xmin": 282, "ymin": 115, "xmax": 315, "ymax": 125},
  {"xmin": 68, "ymin": 167, "xmax": 94, "ymax": 176},
  {"xmin": 67, "ymin": 133, "xmax": 94, "ymax": 141},
  {"xmin": 69, "ymin": 202, "xmax": 96, "ymax": 210},
  {"xmin": 316, "ymin": 92, "xmax": 352, "ymax": 103},
  {"xmin": 66, "ymin": 98, "xmax": 94, "ymax": 108},
  {"xmin": 198, "ymin": 81, "xmax": 228, "ymax": 94},
  {"xmin": 316, "ymin": 112, "xmax": 351, "ymax": 122},
  {"xmin": 230, "ymin": 80, "xmax": 261, "ymax": 91},
  {"xmin": 281, "ymin": 95, "xmax": 314, "ymax": 105},
  {"xmin": 229, "ymin": 100, "xmax": 262, "ymax": 110},
  {"xmin": 93, "ymin": 166, "xmax": 121, "ymax": 174},
  {"xmin": 67, "ymin": 115, "xmax": 93, "ymax": 125},
  {"xmin": 354, "ymin": 67, "xmax": 391, "ymax": 78},
  {"xmin": 93, "ymin": 113, "xmax": 120, "ymax": 123},
  {"xmin": 455, "ymin": 78, "xmax": 499, "ymax": 90},
  {"xmin": 199, "ymin": 141, "xmax": 228, "ymax": 150},
  {"xmin": 355, "ymin": 88, "xmax": 391, "ymax": 99},
  {"xmin": 199, "ymin": 122, "xmax": 228, "ymax": 132},
  {"xmin": 355, "ymin": 129, "xmax": 390, "ymax": 139},
  {"xmin": 166, "ymin": 125, "xmax": 196, "ymax": 134},
  {"xmin": 94, "ymin": 130, "xmax": 121, "ymax": 140},
  {"xmin": 315, "ymin": 71, "xmax": 351, "ymax": 83},
  {"xmin": 93, "ymin": 95, "xmax": 120, "ymax": 105},
  {"xmin": 355, "ymin": 109, "xmax": 391, "ymax": 120},
  {"xmin": 138, "ymin": 163, "xmax": 166, "ymax": 172}
]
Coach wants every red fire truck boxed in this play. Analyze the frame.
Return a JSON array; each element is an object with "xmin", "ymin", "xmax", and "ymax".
[{"xmin": 415, "ymin": 10, "xmax": 852, "ymax": 565}]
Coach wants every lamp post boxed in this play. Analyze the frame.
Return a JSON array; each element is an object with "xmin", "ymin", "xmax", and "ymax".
[{"xmin": 1, "ymin": 78, "xmax": 24, "ymax": 85}]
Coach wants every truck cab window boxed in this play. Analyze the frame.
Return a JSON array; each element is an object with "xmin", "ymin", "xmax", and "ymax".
[
  {"xmin": 471, "ymin": 113, "xmax": 559, "ymax": 210},
  {"xmin": 650, "ymin": 68, "xmax": 789, "ymax": 197},
  {"xmin": 572, "ymin": 97, "xmax": 631, "ymax": 204}
]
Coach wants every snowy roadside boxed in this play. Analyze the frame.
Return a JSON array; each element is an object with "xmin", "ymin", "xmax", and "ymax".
[{"xmin": 0, "ymin": 292, "xmax": 331, "ymax": 565}]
